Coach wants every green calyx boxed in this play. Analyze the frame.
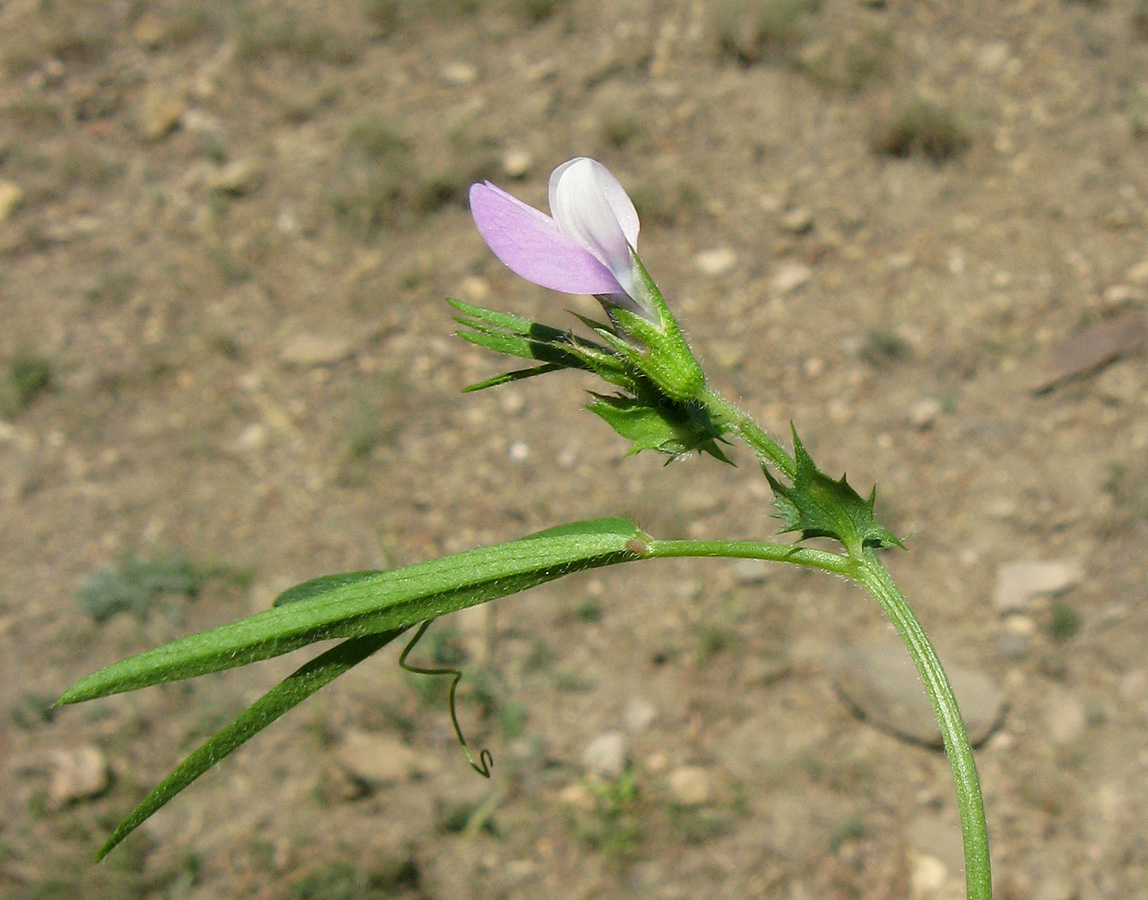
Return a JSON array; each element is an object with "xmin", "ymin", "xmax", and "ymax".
[
  {"xmin": 450, "ymin": 295, "xmax": 727, "ymax": 461},
  {"xmin": 606, "ymin": 253, "xmax": 706, "ymax": 404},
  {"xmin": 765, "ymin": 427, "xmax": 904, "ymax": 558}
]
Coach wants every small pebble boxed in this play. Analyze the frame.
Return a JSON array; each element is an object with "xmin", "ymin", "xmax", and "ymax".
[
  {"xmin": 440, "ymin": 62, "xmax": 478, "ymax": 85},
  {"xmin": 48, "ymin": 745, "xmax": 109, "ymax": 807},
  {"xmin": 559, "ymin": 783, "xmax": 595, "ymax": 810},
  {"xmin": 131, "ymin": 12, "xmax": 166, "ymax": 47},
  {"xmin": 668, "ymin": 766, "xmax": 712, "ymax": 806},
  {"xmin": 276, "ymin": 207, "xmax": 298, "ymax": 235},
  {"xmin": 234, "ymin": 423, "xmax": 267, "ymax": 453},
  {"xmin": 693, "ymin": 247, "xmax": 737, "ymax": 277},
  {"xmin": 208, "ymin": 159, "xmax": 262, "ymax": 196},
  {"xmin": 731, "ymin": 558, "xmax": 772, "ymax": 584},
  {"xmin": 459, "ymin": 276, "xmax": 490, "ymax": 302},
  {"xmin": 500, "ymin": 390, "xmax": 526, "ymax": 414},
  {"xmin": 582, "ymin": 731, "xmax": 628, "ymax": 779},
  {"xmin": 993, "ymin": 559, "xmax": 1083, "ymax": 614},
  {"xmin": 501, "ymin": 149, "xmax": 533, "ymax": 179},
  {"xmin": 1039, "ymin": 312, "xmax": 1146, "ymax": 390},
  {"xmin": 624, "ymin": 698, "xmax": 657, "ymax": 734},
  {"xmin": 182, "ymin": 109, "xmax": 225, "ymax": 142},
  {"xmin": 0, "ymin": 180, "xmax": 24, "ymax": 223},
  {"xmin": 778, "ymin": 206, "xmax": 813, "ymax": 234},
  {"xmin": 1005, "ymin": 613, "xmax": 1036, "ymax": 635},
  {"xmin": 910, "ymin": 853, "xmax": 949, "ymax": 895},
  {"xmin": 1126, "ymin": 259, "xmax": 1148, "ymax": 285},
  {"xmin": 771, "ymin": 260, "xmax": 812, "ymax": 294},
  {"xmin": 1118, "ymin": 669, "xmax": 1148, "ymax": 704},
  {"xmin": 335, "ymin": 730, "xmax": 436, "ymax": 788},
  {"xmin": 1102, "ymin": 284, "xmax": 1138, "ymax": 307},
  {"xmin": 556, "ymin": 443, "xmax": 578, "ymax": 469},
  {"xmin": 887, "ymin": 251, "xmax": 915, "ymax": 271},
  {"xmin": 280, "ymin": 334, "xmax": 353, "ymax": 367},
  {"xmin": 832, "ymin": 635, "xmax": 1005, "ymax": 747},
  {"xmin": 507, "ymin": 441, "xmax": 529, "ymax": 462},
  {"xmin": 1095, "ymin": 360, "xmax": 1141, "ymax": 405},
  {"xmin": 976, "ymin": 41, "xmax": 1010, "ymax": 73},
  {"xmin": 1046, "ymin": 690, "xmax": 1086, "ymax": 746},
  {"xmin": 908, "ymin": 398, "xmax": 942, "ymax": 430},
  {"xmin": 135, "ymin": 85, "xmax": 186, "ymax": 141}
]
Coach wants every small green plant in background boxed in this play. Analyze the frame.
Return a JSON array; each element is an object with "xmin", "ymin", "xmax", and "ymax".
[
  {"xmin": 714, "ymin": 0, "xmax": 822, "ymax": 65},
  {"xmin": 233, "ymin": 5, "xmax": 358, "ymax": 65},
  {"xmin": 1, "ymin": 352, "xmax": 51, "ymax": 419},
  {"xmin": 10, "ymin": 691, "xmax": 57, "ymax": 729},
  {"xmin": 362, "ymin": 0, "xmax": 402, "ymax": 35},
  {"xmin": 498, "ymin": 700, "xmax": 529, "ymax": 739},
  {"xmin": 601, "ymin": 113, "xmax": 640, "ymax": 150},
  {"xmin": 695, "ymin": 622, "xmax": 735, "ymax": 663},
  {"xmin": 569, "ymin": 769, "xmax": 643, "ymax": 862},
  {"xmin": 799, "ymin": 26, "xmax": 893, "ymax": 93},
  {"xmin": 510, "ymin": 0, "xmax": 569, "ymax": 24},
  {"xmin": 286, "ymin": 859, "xmax": 392, "ymax": 900},
  {"xmin": 1135, "ymin": 0, "xmax": 1148, "ymax": 40},
  {"xmin": 524, "ymin": 638, "xmax": 556, "ymax": 673},
  {"xmin": 828, "ymin": 817, "xmax": 867, "ymax": 853},
  {"xmin": 75, "ymin": 555, "xmax": 214, "ymax": 622},
  {"xmin": 629, "ymin": 178, "xmax": 701, "ymax": 228},
  {"xmin": 1049, "ymin": 598, "xmax": 1081, "ymax": 641},
  {"xmin": 84, "ymin": 266, "xmax": 137, "ymax": 305},
  {"xmin": 874, "ymin": 99, "xmax": 971, "ymax": 162},
  {"xmin": 333, "ymin": 118, "xmax": 414, "ymax": 236},
  {"xmin": 574, "ymin": 598, "xmax": 603, "ymax": 623},
  {"xmin": 862, "ymin": 329, "xmax": 911, "ymax": 367}
]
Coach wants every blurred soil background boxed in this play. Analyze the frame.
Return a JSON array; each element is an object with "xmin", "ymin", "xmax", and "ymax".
[{"xmin": 2, "ymin": 0, "xmax": 1148, "ymax": 898}]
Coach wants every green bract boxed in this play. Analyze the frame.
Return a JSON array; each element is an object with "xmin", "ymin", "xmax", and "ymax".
[{"xmin": 765, "ymin": 427, "xmax": 904, "ymax": 558}]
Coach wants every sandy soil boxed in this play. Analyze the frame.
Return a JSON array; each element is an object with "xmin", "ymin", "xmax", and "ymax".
[{"xmin": 2, "ymin": 1, "xmax": 1148, "ymax": 898}]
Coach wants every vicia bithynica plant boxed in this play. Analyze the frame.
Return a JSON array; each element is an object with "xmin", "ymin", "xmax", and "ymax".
[{"xmin": 59, "ymin": 157, "xmax": 992, "ymax": 900}]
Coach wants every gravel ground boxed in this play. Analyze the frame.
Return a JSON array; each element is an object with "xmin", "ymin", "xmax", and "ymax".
[{"xmin": 2, "ymin": 1, "xmax": 1148, "ymax": 898}]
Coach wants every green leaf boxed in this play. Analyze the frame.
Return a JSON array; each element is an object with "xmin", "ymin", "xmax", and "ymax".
[
  {"xmin": 586, "ymin": 394, "xmax": 733, "ymax": 463},
  {"xmin": 460, "ymin": 364, "xmax": 565, "ymax": 393},
  {"xmin": 273, "ymin": 571, "xmax": 379, "ymax": 606},
  {"xmin": 449, "ymin": 299, "xmax": 636, "ymax": 392},
  {"xmin": 57, "ymin": 519, "xmax": 645, "ymax": 705},
  {"xmin": 764, "ymin": 427, "xmax": 903, "ymax": 557},
  {"xmin": 96, "ymin": 629, "xmax": 403, "ymax": 860},
  {"xmin": 524, "ymin": 517, "xmax": 641, "ymax": 540}
]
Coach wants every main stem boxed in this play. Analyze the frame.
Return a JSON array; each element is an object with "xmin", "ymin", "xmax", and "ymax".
[
  {"xmin": 852, "ymin": 550, "xmax": 993, "ymax": 900},
  {"xmin": 649, "ymin": 539, "xmax": 992, "ymax": 900},
  {"xmin": 685, "ymin": 385, "xmax": 992, "ymax": 900},
  {"xmin": 700, "ymin": 386, "xmax": 797, "ymax": 481}
]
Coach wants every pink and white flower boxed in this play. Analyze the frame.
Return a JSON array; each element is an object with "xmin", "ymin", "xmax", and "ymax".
[{"xmin": 469, "ymin": 157, "xmax": 646, "ymax": 315}]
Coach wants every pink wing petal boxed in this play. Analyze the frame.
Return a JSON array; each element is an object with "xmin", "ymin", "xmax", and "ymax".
[{"xmin": 469, "ymin": 182, "xmax": 624, "ymax": 295}]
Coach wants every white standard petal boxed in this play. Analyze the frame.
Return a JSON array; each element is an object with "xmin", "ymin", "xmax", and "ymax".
[{"xmin": 548, "ymin": 158, "xmax": 639, "ymax": 295}]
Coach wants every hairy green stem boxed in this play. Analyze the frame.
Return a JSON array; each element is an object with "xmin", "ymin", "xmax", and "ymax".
[
  {"xmin": 691, "ymin": 382, "xmax": 992, "ymax": 900},
  {"xmin": 651, "ymin": 538, "xmax": 992, "ymax": 900},
  {"xmin": 645, "ymin": 538, "xmax": 850, "ymax": 576},
  {"xmin": 852, "ymin": 550, "xmax": 993, "ymax": 900},
  {"xmin": 701, "ymin": 386, "xmax": 797, "ymax": 481}
]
